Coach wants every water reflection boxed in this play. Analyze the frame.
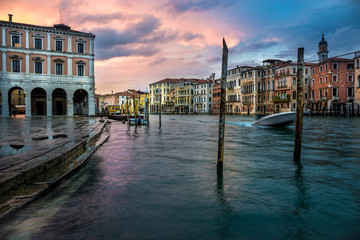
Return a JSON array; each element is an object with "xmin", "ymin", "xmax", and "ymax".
[
  {"xmin": 284, "ymin": 163, "xmax": 312, "ymax": 239},
  {"xmin": 216, "ymin": 173, "xmax": 234, "ymax": 239}
]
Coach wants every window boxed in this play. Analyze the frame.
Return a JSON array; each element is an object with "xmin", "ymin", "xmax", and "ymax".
[
  {"xmin": 305, "ymin": 78, "xmax": 308, "ymax": 85},
  {"xmin": 332, "ymin": 62, "xmax": 338, "ymax": 70},
  {"xmin": 305, "ymin": 69, "xmax": 308, "ymax": 74},
  {"xmin": 347, "ymin": 75, "xmax": 353, "ymax": 82},
  {"xmin": 320, "ymin": 66, "xmax": 323, "ymax": 72},
  {"xmin": 325, "ymin": 88, "xmax": 328, "ymax": 97},
  {"xmin": 35, "ymin": 38, "xmax": 42, "ymax": 49},
  {"xmin": 347, "ymin": 87, "xmax": 354, "ymax": 97},
  {"xmin": 325, "ymin": 76, "xmax": 328, "ymax": 83},
  {"xmin": 358, "ymin": 76, "xmax": 360, "ymax": 88},
  {"xmin": 293, "ymin": 78, "xmax": 296, "ymax": 85},
  {"xmin": 312, "ymin": 90, "xmax": 314, "ymax": 98},
  {"xmin": 56, "ymin": 63, "xmax": 63, "ymax": 75},
  {"xmin": 78, "ymin": 43, "xmax": 84, "ymax": 53},
  {"xmin": 267, "ymin": 82, "xmax": 270, "ymax": 91},
  {"xmin": 293, "ymin": 68, "xmax": 296, "ymax": 73},
  {"xmin": 320, "ymin": 77, "xmax": 322, "ymax": 84},
  {"xmin": 312, "ymin": 79, "xmax": 314, "ymax": 86},
  {"xmin": 332, "ymin": 74, "xmax": 338, "ymax": 82},
  {"xmin": 35, "ymin": 62, "xmax": 42, "ymax": 74},
  {"xmin": 12, "ymin": 60, "xmax": 20, "ymax": 72},
  {"xmin": 12, "ymin": 35, "xmax": 20, "ymax": 47},
  {"xmin": 56, "ymin": 41, "xmax": 63, "ymax": 51},
  {"xmin": 305, "ymin": 93, "xmax": 308, "ymax": 100},
  {"xmin": 312, "ymin": 68, "xmax": 315, "ymax": 75},
  {"xmin": 272, "ymin": 80, "xmax": 274, "ymax": 90},
  {"xmin": 332, "ymin": 87, "xmax": 338, "ymax": 97},
  {"xmin": 356, "ymin": 59, "xmax": 359, "ymax": 69},
  {"xmin": 347, "ymin": 64, "xmax": 354, "ymax": 70},
  {"xmin": 320, "ymin": 89, "xmax": 323, "ymax": 97},
  {"xmin": 325, "ymin": 64, "xmax": 328, "ymax": 71},
  {"xmin": 78, "ymin": 65, "xmax": 84, "ymax": 76},
  {"xmin": 258, "ymin": 82, "xmax": 261, "ymax": 92}
]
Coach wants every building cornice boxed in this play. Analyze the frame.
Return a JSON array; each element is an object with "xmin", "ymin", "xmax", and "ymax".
[{"xmin": 0, "ymin": 21, "xmax": 95, "ymax": 39}]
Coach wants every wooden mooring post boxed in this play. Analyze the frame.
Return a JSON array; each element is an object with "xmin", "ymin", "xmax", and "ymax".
[
  {"xmin": 217, "ymin": 38, "xmax": 228, "ymax": 174},
  {"xmin": 294, "ymin": 48, "xmax": 305, "ymax": 163},
  {"xmin": 133, "ymin": 95, "xmax": 138, "ymax": 128},
  {"xmin": 159, "ymin": 93, "xmax": 162, "ymax": 129}
]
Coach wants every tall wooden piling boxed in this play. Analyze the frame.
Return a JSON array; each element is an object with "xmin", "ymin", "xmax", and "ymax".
[
  {"xmin": 294, "ymin": 48, "xmax": 305, "ymax": 163},
  {"xmin": 126, "ymin": 97, "xmax": 130, "ymax": 123},
  {"xmin": 159, "ymin": 93, "xmax": 162, "ymax": 129},
  {"xmin": 133, "ymin": 95, "xmax": 138, "ymax": 127},
  {"xmin": 217, "ymin": 38, "xmax": 228, "ymax": 174}
]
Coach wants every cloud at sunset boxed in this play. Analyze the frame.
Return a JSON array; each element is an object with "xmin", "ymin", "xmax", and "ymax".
[{"xmin": 1, "ymin": 0, "xmax": 359, "ymax": 94}]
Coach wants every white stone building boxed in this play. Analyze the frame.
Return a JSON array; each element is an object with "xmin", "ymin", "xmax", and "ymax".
[
  {"xmin": 0, "ymin": 14, "xmax": 96, "ymax": 117},
  {"xmin": 193, "ymin": 80, "xmax": 214, "ymax": 114}
]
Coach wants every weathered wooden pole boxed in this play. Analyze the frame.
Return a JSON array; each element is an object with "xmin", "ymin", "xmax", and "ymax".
[
  {"xmin": 159, "ymin": 93, "xmax": 162, "ymax": 129},
  {"xmin": 294, "ymin": 47, "xmax": 305, "ymax": 163},
  {"xmin": 133, "ymin": 95, "xmax": 138, "ymax": 127},
  {"xmin": 126, "ymin": 97, "xmax": 130, "ymax": 123},
  {"xmin": 217, "ymin": 38, "xmax": 228, "ymax": 174}
]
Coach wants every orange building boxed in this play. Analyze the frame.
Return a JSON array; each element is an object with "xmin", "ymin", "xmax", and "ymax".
[{"xmin": 0, "ymin": 14, "xmax": 96, "ymax": 117}]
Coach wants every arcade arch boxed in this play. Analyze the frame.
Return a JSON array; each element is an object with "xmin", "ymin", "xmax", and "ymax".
[
  {"xmin": 31, "ymin": 88, "xmax": 47, "ymax": 116},
  {"xmin": 52, "ymin": 88, "xmax": 67, "ymax": 115},
  {"xmin": 74, "ymin": 89, "xmax": 88, "ymax": 115}
]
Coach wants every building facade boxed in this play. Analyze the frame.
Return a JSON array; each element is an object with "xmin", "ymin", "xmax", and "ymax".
[
  {"xmin": 310, "ymin": 35, "xmax": 355, "ymax": 112},
  {"xmin": 0, "ymin": 14, "xmax": 96, "ymax": 117}
]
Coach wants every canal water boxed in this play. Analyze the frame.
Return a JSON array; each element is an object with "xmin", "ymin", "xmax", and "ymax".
[{"xmin": 1, "ymin": 115, "xmax": 360, "ymax": 240}]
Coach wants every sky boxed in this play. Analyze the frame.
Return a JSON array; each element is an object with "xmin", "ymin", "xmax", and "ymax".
[{"xmin": 1, "ymin": 0, "xmax": 360, "ymax": 94}]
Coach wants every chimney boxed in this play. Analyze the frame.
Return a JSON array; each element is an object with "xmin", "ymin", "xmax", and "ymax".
[{"xmin": 8, "ymin": 14, "xmax": 13, "ymax": 23}]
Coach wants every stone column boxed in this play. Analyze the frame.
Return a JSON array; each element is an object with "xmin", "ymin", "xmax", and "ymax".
[
  {"xmin": 47, "ymin": 55, "xmax": 51, "ymax": 75},
  {"xmin": 89, "ymin": 58, "xmax": 94, "ymax": 76},
  {"xmin": 2, "ymin": 51, "xmax": 6, "ymax": 73},
  {"xmin": 67, "ymin": 94, "xmax": 74, "ymax": 116},
  {"xmin": 90, "ymin": 38, "xmax": 94, "ymax": 54},
  {"xmin": 47, "ymin": 33, "xmax": 51, "ymax": 50},
  {"xmin": 88, "ymin": 90, "xmax": 96, "ymax": 116},
  {"xmin": 68, "ymin": 57, "xmax": 72, "ymax": 76},
  {"xmin": 47, "ymin": 91, "xmax": 52, "ymax": 116},
  {"xmin": 2, "ymin": 27, "xmax": 6, "ymax": 46},
  {"xmin": 25, "ymin": 53, "xmax": 30, "ymax": 74},
  {"xmin": 25, "ymin": 91, "xmax": 31, "ymax": 117},
  {"xmin": 2, "ymin": 88, "xmax": 9, "ymax": 117},
  {"xmin": 25, "ymin": 30, "xmax": 29, "ymax": 48},
  {"xmin": 68, "ymin": 36, "xmax": 72, "ymax": 52}
]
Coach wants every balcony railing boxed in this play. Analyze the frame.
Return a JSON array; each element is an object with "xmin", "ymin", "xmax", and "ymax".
[
  {"xmin": 322, "ymin": 96, "xmax": 328, "ymax": 101},
  {"xmin": 332, "ymin": 96, "xmax": 339, "ymax": 101},
  {"xmin": 347, "ymin": 96, "xmax": 354, "ymax": 101},
  {"xmin": 317, "ymin": 97, "xmax": 322, "ymax": 101}
]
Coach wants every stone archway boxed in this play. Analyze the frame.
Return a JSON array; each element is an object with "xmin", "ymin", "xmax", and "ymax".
[
  {"xmin": 74, "ymin": 89, "xmax": 88, "ymax": 115},
  {"xmin": 52, "ymin": 88, "xmax": 67, "ymax": 115},
  {"xmin": 8, "ymin": 87, "xmax": 25, "ymax": 116},
  {"xmin": 31, "ymin": 88, "xmax": 47, "ymax": 116}
]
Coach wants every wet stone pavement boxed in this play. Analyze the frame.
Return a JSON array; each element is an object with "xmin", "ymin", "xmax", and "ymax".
[
  {"xmin": 0, "ymin": 115, "xmax": 108, "ymax": 218},
  {"xmin": 0, "ymin": 116, "xmax": 99, "ymax": 161}
]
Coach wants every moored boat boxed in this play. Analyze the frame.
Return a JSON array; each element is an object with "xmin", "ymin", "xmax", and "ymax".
[{"xmin": 252, "ymin": 112, "xmax": 296, "ymax": 127}]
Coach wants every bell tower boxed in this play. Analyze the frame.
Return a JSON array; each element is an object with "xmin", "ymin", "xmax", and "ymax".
[{"xmin": 317, "ymin": 33, "xmax": 329, "ymax": 62}]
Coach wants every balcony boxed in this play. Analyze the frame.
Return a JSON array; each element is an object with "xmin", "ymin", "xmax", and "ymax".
[
  {"xmin": 347, "ymin": 96, "xmax": 354, "ymax": 101},
  {"xmin": 322, "ymin": 96, "xmax": 328, "ymax": 101},
  {"xmin": 332, "ymin": 96, "xmax": 339, "ymax": 101},
  {"xmin": 317, "ymin": 97, "xmax": 322, "ymax": 101}
]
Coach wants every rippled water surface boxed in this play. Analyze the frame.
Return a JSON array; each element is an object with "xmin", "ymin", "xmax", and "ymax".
[{"xmin": 1, "ymin": 115, "xmax": 360, "ymax": 240}]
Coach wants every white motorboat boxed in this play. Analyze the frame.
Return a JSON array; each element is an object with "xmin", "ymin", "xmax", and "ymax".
[{"xmin": 252, "ymin": 112, "xmax": 296, "ymax": 127}]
